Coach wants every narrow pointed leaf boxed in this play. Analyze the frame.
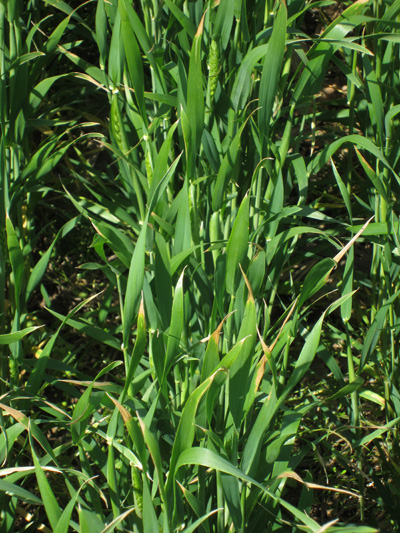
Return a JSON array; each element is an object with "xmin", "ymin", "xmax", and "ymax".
[{"xmin": 225, "ymin": 195, "xmax": 250, "ymax": 295}]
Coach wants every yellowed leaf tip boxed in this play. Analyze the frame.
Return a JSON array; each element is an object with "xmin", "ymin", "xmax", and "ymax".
[
  {"xmin": 211, "ymin": 309, "xmax": 236, "ymax": 343},
  {"xmin": 254, "ymin": 355, "xmax": 267, "ymax": 394},
  {"xmin": 107, "ymin": 394, "xmax": 132, "ymax": 424},
  {"xmin": 196, "ymin": 13, "xmax": 206, "ymax": 36},
  {"xmin": 268, "ymin": 297, "xmax": 297, "ymax": 354},
  {"xmin": 138, "ymin": 292, "xmax": 146, "ymax": 321},
  {"xmin": 239, "ymin": 264, "xmax": 254, "ymax": 302},
  {"xmin": 0, "ymin": 402, "xmax": 26, "ymax": 424},
  {"xmin": 333, "ymin": 215, "xmax": 374, "ymax": 264},
  {"xmin": 256, "ymin": 325, "xmax": 270, "ymax": 354}
]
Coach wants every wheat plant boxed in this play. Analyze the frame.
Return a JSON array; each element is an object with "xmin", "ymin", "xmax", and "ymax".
[{"xmin": 0, "ymin": 0, "xmax": 399, "ymax": 531}]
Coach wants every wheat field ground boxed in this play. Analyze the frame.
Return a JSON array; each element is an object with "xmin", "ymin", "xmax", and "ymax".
[{"xmin": 0, "ymin": 0, "xmax": 399, "ymax": 531}]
